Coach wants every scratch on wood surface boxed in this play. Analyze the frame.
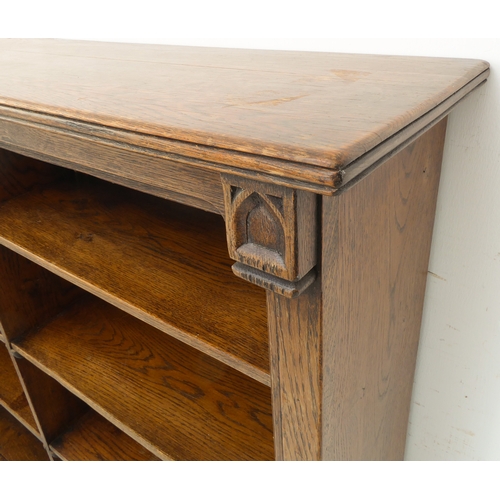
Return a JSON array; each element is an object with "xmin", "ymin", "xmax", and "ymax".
[
  {"xmin": 225, "ymin": 95, "xmax": 308, "ymax": 108},
  {"xmin": 428, "ymin": 271, "xmax": 446, "ymax": 281}
]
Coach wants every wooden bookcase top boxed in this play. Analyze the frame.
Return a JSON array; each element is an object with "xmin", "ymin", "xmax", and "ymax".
[{"xmin": 0, "ymin": 39, "xmax": 489, "ymax": 191}]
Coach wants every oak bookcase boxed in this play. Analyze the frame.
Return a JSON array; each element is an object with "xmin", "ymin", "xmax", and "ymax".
[{"xmin": 0, "ymin": 40, "xmax": 489, "ymax": 460}]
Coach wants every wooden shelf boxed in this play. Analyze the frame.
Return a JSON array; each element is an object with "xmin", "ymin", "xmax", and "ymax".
[
  {"xmin": 0, "ymin": 344, "xmax": 38, "ymax": 435},
  {"xmin": 0, "ymin": 405, "xmax": 48, "ymax": 460},
  {"xmin": 12, "ymin": 293, "xmax": 275, "ymax": 461},
  {"xmin": 0, "ymin": 175, "xmax": 269, "ymax": 385},
  {"xmin": 50, "ymin": 409, "xmax": 160, "ymax": 461}
]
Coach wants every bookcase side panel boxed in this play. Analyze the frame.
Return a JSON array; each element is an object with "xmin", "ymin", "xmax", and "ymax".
[{"xmin": 321, "ymin": 119, "xmax": 447, "ymax": 460}]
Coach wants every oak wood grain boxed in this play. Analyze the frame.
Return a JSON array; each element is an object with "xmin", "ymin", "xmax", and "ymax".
[
  {"xmin": 320, "ymin": 119, "xmax": 447, "ymax": 460},
  {"xmin": 0, "ymin": 107, "xmax": 337, "ymax": 195},
  {"xmin": 50, "ymin": 409, "xmax": 160, "ymax": 461},
  {"xmin": 0, "ymin": 174, "xmax": 269, "ymax": 384},
  {"xmin": 0, "ymin": 343, "xmax": 38, "ymax": 433},
  {"xmin": 267, "ymin": 279, "xmax": 322, "ymax": 460},
  {"xmin": 12, "ymin": 293, "xmax": 275, "ymax": 461},
  {"xmin": 0, "ymin": 405, "xmax": 49, "ymax": 460},
  {"xmin": 0, "ymin": 40, "xmax": 489, "ymax": 192},
  {"xmin": 339, "ymin": 72, "xmax": 486, "ymax": 189}
]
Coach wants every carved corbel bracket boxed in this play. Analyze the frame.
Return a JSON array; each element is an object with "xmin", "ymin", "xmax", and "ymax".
[{"xmin": 221, "ymin": 174, "xmax": 317, "ymax": 298}]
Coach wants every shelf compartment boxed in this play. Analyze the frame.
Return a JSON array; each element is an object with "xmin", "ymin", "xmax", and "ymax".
[
  {"xmin": 0, "ymin": 405, "xmax": 48, "ymax": 460},
  {"xmin": 50, "ymin": 409, "xmax": 161, "ymax": 461},
  {"xmin": 0, "ymin": 344, "xmax": 38, "ymax": 435},
  {"xmin": 0, "ymin": 174, "xmax": 269, "ymax": 385},
  {"xmin": 12, "ymin": 293, "xmax": 275, "ymax": 461}
]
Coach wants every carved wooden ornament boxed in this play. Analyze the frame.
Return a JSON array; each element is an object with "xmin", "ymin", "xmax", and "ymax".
[{"xmin": 222, "ymin": 174, "xmax": 317, "ymax": 296}]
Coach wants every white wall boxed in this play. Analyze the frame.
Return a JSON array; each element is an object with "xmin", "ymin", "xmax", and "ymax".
[{"xmin": 121, "ymin": 38, "xmax": 499, "ymax": 461}]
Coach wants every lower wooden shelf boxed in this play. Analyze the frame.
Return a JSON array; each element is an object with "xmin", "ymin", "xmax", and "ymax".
[
  {"xmin": 0, "ymin": 405, "xmax": 48, "ymax": 461},
  {"xmin": 0, "ymin": 174, "xmax": 269, "ymax": 384},
  {"xmin": 50, "ymin": 409, "xmax": 160, "ymax": 461},
  {"xmin": 12, "ymin": 293, "xmax": 275, "ymax": 461}
]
